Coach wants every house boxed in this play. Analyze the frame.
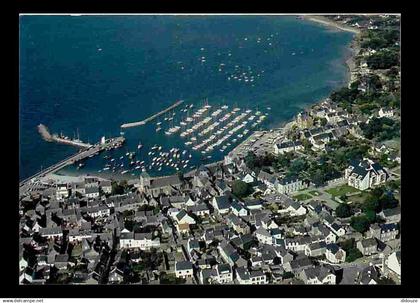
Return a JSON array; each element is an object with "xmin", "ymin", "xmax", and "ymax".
[
  {"xmin": 99, "ymin": 180, "xmax": 112, "ymax": 194},
  {"xmin": 329, "ymin": 223, "xmax": 346, "ymax": 237},
  {"xmin": 357, "ymin": 238, "xmax": 378, "ymax": 256},
  {"xmin": 235, "ymin": 267, "xmax": 267, "ymax": 285},
  {"xmin": 230, "ymin": 200, "xmax": 248, "ymax": 217},
  {"xmin": 358, "ymin": 265, "xmax": 380, "ymax": 285},
  {"xmin": 238, "ymin": 172, "xmax": 256, "ymax": 184},
  {"xmin": 56, "ymin": 183, "xmax": 69, "ymax": 201},
  {"xmin": 379, "ymin": 208, "xmax": 401, "ymax": 224},
  {"xmin": 300, "ymin": 265, "xmax": 336, "ymax": 285},
  {"xmin": 274, "ymin": 140, "xmax": 304, "ymax": 155},
  {"xmin": 215, "ymin": 263, "xmax": 233, "ymax": 284},
  {"xmin": 304, "ymin": 241, "xmax": 326, "ymax": 257},
  {"xmin": 325, "ymin": 243, "xmax": 346, "ymax": 263},
  {"xmin": 254, "ymin": 227, "xmax": 273, "ymax": 245},
  {"xmin": 244, "ymin": 199, "xmax": 263, "ymax": 211},
  {"xmin": 218, "ymin": 240, "xmax": 240, "ymax": 266},
  {"xmin": 199, "ymin": 268, "xmax": 217, "ymax": 284},
  {"xmin": 257, "ymin": 171, "xmax": 277, "ymax": 189},
  {"xmin": 175, "ymin": 261, "xmax": 193, "ymax": 279},
  {"xmin": 345, "ymin": 159, "xmax": 388, "ymax": 190},
  {"xmin": 280, "ymin": 200, "xmax": 307, "ymax": 217},
  {"xmin": 275, "ymin": 177, "xmax": 306, "ymax": 195},
  {"xmin": 296, "ymin": 112, "xmax": 314, "ymax": 129},
  {"xmin": 369, "ymin": 223, "xmax": 399, "ymax": 242},
  {"xmin": 119, "ymin": 232, "xmax": 160, "ymax": 250},
  {"xmin": 378, "ymin": 107, "xmax": 394, "ymax": 118},
  {"xmin": 85, "ymin": 186, "xmax": 100, "ymax": 199},
  {"xmin": 73, "ymin": 182, "xmax": 86, "ymax": 196},
  {"xmin": 386, "ymin": 251, "xmax": 401, "ymax": 277},
  {"xmin": 39, "ymin": 227, "xmax": 63, "ymax": 239},
  {"xmin": 175, "ymin": 209, "xmax": 196, "ymax": 225},
  {"xmin": 189, "ymin": 203, "xmax": 210, "ymax": 217},
  {"xmin": 283, "ymin": 256, "xmax": 313, "ymax": 274},
  {"xmin": 226, "ymin": 214, "xmax": 250, "ymax": 235},
  {"xmin": 108, "ymin": 267, "xmax": 124, "ymax": 284},
  {"xmin": 212, "ymin": 196, "xmax": 231, "ymax": 215},
  {"xmin": 139, "ymin": 172, "xmax": 184, "ymax": 196}
]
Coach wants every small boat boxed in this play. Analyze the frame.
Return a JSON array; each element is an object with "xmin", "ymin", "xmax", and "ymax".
[{"xmin": 137, "ymin": 142, "xmax": 143, "ymax": 149}]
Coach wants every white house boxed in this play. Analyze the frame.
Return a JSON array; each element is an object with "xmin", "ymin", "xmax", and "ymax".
[
  {"xmin": 345, "ymin": 159, "xmax": 388, "ymax": 190},
  {"xmin": 300, "ymin": 266, "xmax": 336, "ymax": 285},
  {"xmin": 175, "ymin": 261, "xmax": 193, "ymax": 279},
  {"xmin": 275, "ymin": 177, "xmax": 306, "ymax": 195},
  {"xmin": 254, "ymin": 227, "xmax": 273, "ymax": 245},
  {"xmin": 325, "ymin": 243, "xmax": 346, "ymax": 263},
  {"xmin": 230, "ymin": 200, "xmax": 248, "ymax": 217},
  {"xmin": 119, "ymin": 232, "xmax": 160, "ymax": 250},
  {"xmin": 378, "ymin": 107, "xmax": 394, "ymax": 118},
  {"xmin": 386, "ymin": 251, "xmax": 401, "ymax": 277},
  {"xmin": 279, "ymin": 200, "xmax": 307, "ymax": 217},
  {"xmin": 274, "ymin": 140, "xmax": 304, "ymax": 155},
  {"xmin": 175, "ymin": 209, "xmax": 196, "ymax": 225},
  {"xmin": 99, "ymin": 180, "xmax": 112, "ymax": 194},
  {"xmin": 212, "ymin": 196, "xmax": 231, "ymax": 215},
  {"xmin": 235, "ymin": 267, "xmax": 267, "ymax": 285},
  {"xmin": 56, "ymin": 183, "xmax": 69, "ymax": 201},
  {"xmin": 85, "ymin": 186, "xmax": 100, "ymax": 199},
  {"xmin": 189, "ymin": 203, "xmax": 210, "ymax": 217},
  {"xmin": 215, "ymin": 263, "xmax": 233, "ymax": 284}
]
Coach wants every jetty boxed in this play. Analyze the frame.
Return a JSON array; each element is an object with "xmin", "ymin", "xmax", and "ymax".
[
  {"xmin": 38, "ymin": 124, "xmax": 92, "ymax": 149},
  {"xmin": 19, "ymin": 136, "xmax": 125, "ymax": 192},
  {"xmin": 120, "ymin": 100, "xmax": 184, "ymax": 129}
]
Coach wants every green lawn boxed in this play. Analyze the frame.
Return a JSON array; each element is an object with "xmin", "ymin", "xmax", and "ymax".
[
  {"xmin": 346, "ymin": 191, "xmax": 371, "ymax": 205},
  {"xmin": 326, "ymin": 184, "xmax": 361, "ymax": 197},
  {"xmin": 309, "ymin": 190, "xmax": 321, "ymax": 196},
  {"xmin": 293, "ymin": 193, "xmax": 312, "ymax": 201}
]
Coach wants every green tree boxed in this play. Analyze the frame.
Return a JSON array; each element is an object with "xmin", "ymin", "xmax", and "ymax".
[
  {"xmin": 351, "ymin": 215, "xmax": 370, "ymax": 233},
  {"xmin": 336, "ymin": 204, "xmax": 352, "ymax": 218},
  {"xmin": 364, "ymin": 209, "xmax": 377, "ymax": 224},
  {"xmin": 232, "ymin": 180, "xmax": 253, "ymax": 198},
  {"xmin": 345, "ymin": 248, "xmax": 363, "ymax": 263}
]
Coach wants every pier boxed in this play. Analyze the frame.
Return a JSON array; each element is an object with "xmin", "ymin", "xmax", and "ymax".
[
  {"xmin": 37, "ymin": 124, "xmax": 92, "ymax": 149},
  {"xmin": 120, "ymin": 100, "xmax": 184, "ymax": 129},
  {"xmin": 19, "ymin": 136, "xmax": 125, "ymax": 192}
]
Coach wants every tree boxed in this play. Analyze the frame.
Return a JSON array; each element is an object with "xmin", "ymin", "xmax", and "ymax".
[
  {"xmin": 363, "ymin": 196, "xmax": 381, "ymax": 213},
  {"xmin": 350, "ymin": 215, "xmax": 370, "ymax": 233},
  {"xmin": 336, "ymin": 204, "xmax": 352, "ymax": 218},
  {"xmin": 232, "ymin": 180, "xmax": 253, "ymax": 198},
  {"xmin": 345, "ymin": 248, "xmax": 363, "ymax": 263},
  {"xmin": 364, "ymin": 209, "xmax": 377, "ymax": 224}
]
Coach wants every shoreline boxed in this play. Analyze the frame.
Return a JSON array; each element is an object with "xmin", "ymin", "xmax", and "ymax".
[
  {"xmin": 302, "ymin": 15, "xmax": 361, "ymax": 35},
  {"xmin": 21, "ymin": 17, "xmax": 363, "ymax": 185}
]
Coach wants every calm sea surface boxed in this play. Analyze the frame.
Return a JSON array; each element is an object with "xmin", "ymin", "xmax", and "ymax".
[{"xmin": 19, "ymin": 15, "xmax": 354, "ymax": 181}]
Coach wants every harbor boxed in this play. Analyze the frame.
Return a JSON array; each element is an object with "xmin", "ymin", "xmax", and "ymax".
[{"xmin": 19, "ymin": 136, "xmax": 125, "ymax": 191}]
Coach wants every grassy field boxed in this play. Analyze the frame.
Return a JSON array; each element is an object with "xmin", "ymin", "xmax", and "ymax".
[
  {"xmin": 309, "ymin": 190, "xmax": 321, "ymax": 196},
  {"xmin": 326, "ymin": 184, "xmax": 361, "ymax": 197},
  {"xmin": 293, "ymin": 193, "xmax": 312, "ymax": 201},
  {"xmin": 346, "ymin": 191, "xmax": 370, "ymax": 205}
]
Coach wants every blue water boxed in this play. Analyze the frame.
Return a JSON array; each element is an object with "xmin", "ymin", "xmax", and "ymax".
[{"xmin": 19, "ymin": 15, "xmax": 354, "ymax": 181}]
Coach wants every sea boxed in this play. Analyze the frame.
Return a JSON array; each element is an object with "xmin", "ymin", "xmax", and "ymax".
[{"xmin": 19, "ymin": 15, "xmax": 354, "ymax": 181}]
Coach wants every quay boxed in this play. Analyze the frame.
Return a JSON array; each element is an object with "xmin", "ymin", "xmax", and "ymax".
[
  {"xmin": 19, "ymin": 136, "xmax": 125, "ymax": 191},
  {"xmin": 38, "ymin": 124, "xmax": 92, "ymax": 149},
  {"xmin": 120, "ymin": 100, "xmax": 184, "ymax": 129}
]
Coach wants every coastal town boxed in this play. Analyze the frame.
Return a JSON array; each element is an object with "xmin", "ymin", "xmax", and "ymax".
[{"xmin": 19, "ymin": 14, "xmax": 400, "ymax": 285}]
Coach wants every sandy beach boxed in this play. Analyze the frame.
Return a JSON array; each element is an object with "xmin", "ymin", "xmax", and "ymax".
[{"xmin": 303, "ymin": 15, "xmax": 361, "ymax": 35}]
